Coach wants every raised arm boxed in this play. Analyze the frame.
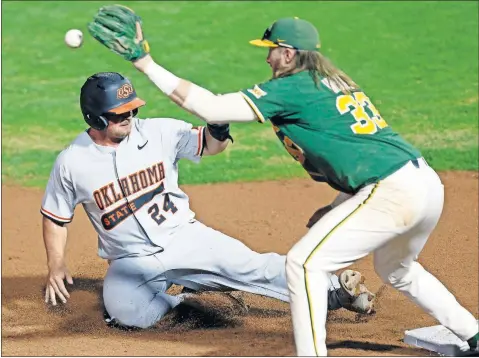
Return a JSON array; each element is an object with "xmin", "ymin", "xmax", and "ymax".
[{"xmin": 88, "ymin": 6, "xmax": 257, "ymax": 125}]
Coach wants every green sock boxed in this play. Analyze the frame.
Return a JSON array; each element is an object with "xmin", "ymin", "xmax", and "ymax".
[{"xmin": 467, "ymin": 332, "xmax": 479, "ymax": 350}]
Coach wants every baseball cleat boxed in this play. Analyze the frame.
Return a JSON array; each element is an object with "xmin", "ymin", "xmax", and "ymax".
[
  {"xmin": 339, "ymin": 269, "xmax": 365, "ymax": 296},
  {"xmin": 337, "ymin": 270, "xmax": 376, "ymax": 314}
]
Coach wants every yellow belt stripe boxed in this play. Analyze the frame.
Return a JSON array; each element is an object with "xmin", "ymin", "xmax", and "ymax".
[{"xmin": 303, "ymin": 183, "xmax": 380, "ymax": 355}]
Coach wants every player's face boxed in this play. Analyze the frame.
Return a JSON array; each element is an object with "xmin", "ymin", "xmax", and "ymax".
[
  {"xmin": 266, "ymin": 47, "xmax": 295, "ymax": 78},
  {"xmin": 266, "ymin": 47, "xmax": 284, "ymax": 78},
  {"xmin": 104, "ymin": 109, "xmax": 137, "ymax": 142}
]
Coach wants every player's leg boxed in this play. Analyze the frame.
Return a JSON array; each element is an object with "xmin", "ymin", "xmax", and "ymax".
[
  {"xmin": 373, "ymin": 164, "xmax": 478, "ymax": 344},
  {"xmin": 101, "ymin": 226, "xmax": 352, "ymax": 330},
  {"xmin": 285, "ymin": 159, "xmax": 447, "ymax": 356},
  {"xmin": 158, "ymin": 221, "xmax": 345, "ymax": 309},
  {"xmin": 285, "ymin": 182, "xmax": 400, "ymax": 356},
  {"xmin": 160, "ymin": 221, "xmax": 289, "ymax": 300},
  {"xmin": 103, "ymin": 254, "xmax": 182, "ymax": 329}
]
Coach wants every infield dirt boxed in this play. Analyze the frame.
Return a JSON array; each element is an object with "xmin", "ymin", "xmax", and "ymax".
[{"xmin": 2, "ymin": 172, "xmax": 478, "ymax": 356}]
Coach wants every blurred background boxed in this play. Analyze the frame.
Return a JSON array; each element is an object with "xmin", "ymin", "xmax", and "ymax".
[{"xmin": 2, "ymin": 1, "xmax": 478, "ymax": 187}]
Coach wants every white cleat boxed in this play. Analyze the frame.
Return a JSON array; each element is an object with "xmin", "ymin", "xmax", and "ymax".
[{"xmin": 337, "ymin": 270, "xmax": 376, "ymax": 314}]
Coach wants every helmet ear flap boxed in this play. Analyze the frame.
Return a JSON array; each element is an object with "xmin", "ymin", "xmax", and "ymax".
[
  {"xmin": 85, "ymin": 114, "xmax": 109, "ymax": 131},
  {"xmin": 98, "ymin": 115, "xmax": 109, "ymax": 130}
]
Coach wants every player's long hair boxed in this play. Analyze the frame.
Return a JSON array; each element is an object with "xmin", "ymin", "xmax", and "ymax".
[{"xmin": 295, "ymin": 50, "xmax": 359, "ymax": 94}]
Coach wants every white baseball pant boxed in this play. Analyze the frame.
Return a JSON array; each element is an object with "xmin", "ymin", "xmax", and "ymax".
[{"xmin": 286, "ymin": 158, "xmax": 479, "ymax": 356}]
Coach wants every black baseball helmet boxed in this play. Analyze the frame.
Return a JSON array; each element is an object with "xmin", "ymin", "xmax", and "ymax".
[{"xmin": 80, "ymin": 72, "xmax": 146, "ymax": 130}]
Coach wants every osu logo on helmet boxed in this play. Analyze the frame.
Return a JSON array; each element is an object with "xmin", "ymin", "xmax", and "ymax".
[{"xmin": 117, "ymin": 84, "xmax": 134, "ymax": 99}]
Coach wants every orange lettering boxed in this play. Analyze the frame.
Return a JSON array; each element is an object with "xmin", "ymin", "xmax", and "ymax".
[
  {"xmin": 109, "ymin": 183, "xmax": 123, "ymax": 202},
  {"xmin": 100, "ymin": 186, "xmax": 114, "ymax": 207},
  {"xmin": 93, "ymin": 191, "xmax": 104, "ymax": 210},
  {"xmin": 129, "ymin": 173, "xmax": 141, "ymax": 193},
  {"xmin": 147, "ymin": 166, "xmax": 159, "ymax": 185},
  {"xmin": 120, "ymin": 178, "xmax": 131, "ymax": 197},
  {"xmin": 158, "ymin": 162, "xmax": 165, "ymax": 181},
  {"xmin": 139, "ymin": 170, "xmax": 148, "ymax": 189}
]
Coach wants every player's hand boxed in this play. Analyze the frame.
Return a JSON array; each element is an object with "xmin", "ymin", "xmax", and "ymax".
[
  {"xmin": 45, "ymin": 262, "xmax": 74, "ymax": 306},
  {"xmin": 306, "ymin": 204, "xmax": 333, "ymax": 228},
  {"xmin": 88, "ymin": 5, "xmax": 150, "ymax": 62}
]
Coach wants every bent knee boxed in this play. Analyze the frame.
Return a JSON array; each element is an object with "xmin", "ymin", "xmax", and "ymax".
[
  {"xmin": 104, "ymin": 302, "xmax": 152, "ymax": 329},
  {"xmin": 286, "ymin": 243, "xmax": 332, "ymax": 276},
  {"xmin": 103, "ymin": 290, "xmax": 157, "ymax": 329},
  {"xmin": 375, "ymin": 260, "xmax": 422, "ymax": 287},
  {"xmin": 286, "ymin": 248, "xmax": 303, "ymax": 273}
]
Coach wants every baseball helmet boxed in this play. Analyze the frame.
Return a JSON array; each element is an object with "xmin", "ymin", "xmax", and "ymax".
[{"xmin": 80, "ymin": 72, "xmax": 146, "ymax": 130}]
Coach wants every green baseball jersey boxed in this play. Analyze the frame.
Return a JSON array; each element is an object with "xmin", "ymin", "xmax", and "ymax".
[{"xmin": 240, "ymin": 71, "xmax": 421, "ymax": 194}]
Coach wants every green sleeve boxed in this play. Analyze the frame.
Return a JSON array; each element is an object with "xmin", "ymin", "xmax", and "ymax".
[{"xmin": 240, "ymin": 79, "xmax": 289, "ymax": 123}]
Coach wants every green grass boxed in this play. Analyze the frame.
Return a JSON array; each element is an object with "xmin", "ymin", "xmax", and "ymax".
[{"xmin": 2, "ymin": 1, "xmax": 478, "ymax": 187}]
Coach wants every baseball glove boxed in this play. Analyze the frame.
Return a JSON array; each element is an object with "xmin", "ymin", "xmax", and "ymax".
[
  {"xmin": 88, "ymin": 5, "xmax": 150, "ymax": 61},
  {"xmin": 306, "ymin": 204, "xmax": 333, "ymax": 228}
]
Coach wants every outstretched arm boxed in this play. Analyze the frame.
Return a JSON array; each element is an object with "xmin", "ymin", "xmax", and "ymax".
[
  {"xmin": 88, "ymin": 6, "xmax": 257, "ymax": 125},
  {"xmin": 133, "ymin": 55, "xmax": 257, "ymax": 124}
]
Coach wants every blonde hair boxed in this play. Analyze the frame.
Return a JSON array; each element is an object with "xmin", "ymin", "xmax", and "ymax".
[{"xmin": 293, "ymin": 50, "xmax": 359, "ymax": 94}]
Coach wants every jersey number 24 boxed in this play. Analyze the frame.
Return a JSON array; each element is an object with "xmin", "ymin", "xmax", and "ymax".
[{"xmin": 148, "ymin": 194, "xmax": 178, "ymax": 226}]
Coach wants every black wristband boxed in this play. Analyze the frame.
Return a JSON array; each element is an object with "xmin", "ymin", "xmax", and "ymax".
[{"xmin": 207, "ymin": 123, "xmax": 234, "ymax": 143}]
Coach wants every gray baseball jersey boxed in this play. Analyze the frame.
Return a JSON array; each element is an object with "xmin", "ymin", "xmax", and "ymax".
[
  {"xmin": 41, "ymin": 116, "xmax": 344, "ymax": 328},
  {"xmin": 41, "ymin": 117, "xmax": 205, "ymax": 259}
]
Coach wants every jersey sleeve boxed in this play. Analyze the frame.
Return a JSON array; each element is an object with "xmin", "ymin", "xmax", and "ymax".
[
  {"xmin": 40, "ymin": 154, "xmax": 76, "ymax": 223},
  {"xmin": 171, "ymin": 120, "xmax": 206, "ymax": 163},
  {"xmin": 239, "ymin": 80, "xmax": 288, "ymax": 123}
]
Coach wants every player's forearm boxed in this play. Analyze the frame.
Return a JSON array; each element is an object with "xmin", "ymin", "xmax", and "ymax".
[
  {"xmin": 133, "ymin": 55, "xmax": 185, "ymax": 105},
  {"xmin": 42, "ymin": 216, "xmax": 68, "ymax": 267},
  {"xmin": 203, "ymin": 127, "xmax": 230, "ymax": 156},
  {"xmin": 133, "ymin": 56, "xmax": 257, "ymax": 124}
]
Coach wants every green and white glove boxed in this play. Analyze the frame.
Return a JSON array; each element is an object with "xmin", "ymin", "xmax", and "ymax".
[{"xmin": 88, "ymin": 5, "xmax": 150, "ymax": 62}]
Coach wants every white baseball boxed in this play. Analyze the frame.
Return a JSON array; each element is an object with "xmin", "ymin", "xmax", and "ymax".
[{"xmin": 64, "ymin": 29, "xmax": 83, "ymax": 48}]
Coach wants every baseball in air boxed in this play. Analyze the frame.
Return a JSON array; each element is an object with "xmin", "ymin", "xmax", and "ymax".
[{"xmin": 64, "ymin": 29, "xmax": 83, "ymax": 48}]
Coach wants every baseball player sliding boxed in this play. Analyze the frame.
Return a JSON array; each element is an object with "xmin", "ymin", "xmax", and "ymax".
[
  {"xmin": 41, "ymin": 72, "xmax": 374, "ymax": 330},
  {"xmin": 87, "ymin": 5, "xmax": 479, "ymax": 355}
]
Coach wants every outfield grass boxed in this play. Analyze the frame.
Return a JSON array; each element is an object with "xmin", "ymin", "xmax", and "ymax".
[{"xmin": 2, "ymin": 1, "xmax": 478, "ymax": 187}]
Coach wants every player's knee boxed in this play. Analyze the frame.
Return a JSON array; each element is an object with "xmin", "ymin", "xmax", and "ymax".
[
  {"xmin": 286, "ymin": 249, "xmax": 300, "ymax": 271},
  {"xmin": 286, "ymin": 241, "xmax": 330, "ymax": 276},
  {"xmin": 374, "ymin": 260, "xmax": 422, "ymax": 288},
  {"xmin": 286, "ymin": 247, "xmax": 308, "ymax": 283},
  {"xmin": 103, "ymin": 289, "xmax": 158, "ymax": 329},
  {"xmin": 105, "ymin": 302, "xmax": 153, "ymax": 329}
]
